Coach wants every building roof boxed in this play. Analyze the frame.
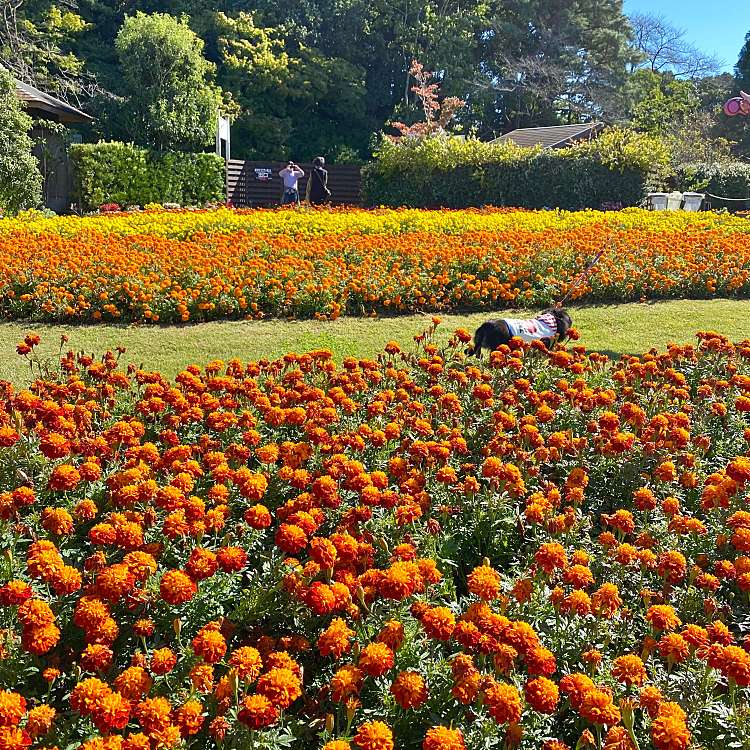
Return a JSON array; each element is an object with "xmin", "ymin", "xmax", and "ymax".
[
  {"xmin": 490, "ymin": 122, "xmax": 604, "ymax": 149},
  {"xmin": 15, "ymin": 79, "xmax": 92, "ymax": 123}
]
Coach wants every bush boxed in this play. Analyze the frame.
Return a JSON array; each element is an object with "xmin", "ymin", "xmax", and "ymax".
[
  {"xmin": 676, "ymin": 162, "xmax": 750, "ymax": 211},
  {"xmin": 70, "ymin": 142, "xmax": 225, "ymax": 210},
  {"xmin": 362, "ymin": 127, "xmax": 669, "ymax": 209},
  {"xmin": 0, "ymin": 66, "xmax": 42, "ymax": 214}
]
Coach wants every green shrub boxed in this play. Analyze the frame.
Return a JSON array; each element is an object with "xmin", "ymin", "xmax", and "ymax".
[
  {"xmin": 70, "ymin": 142, "xmax": 225, "ymax": 210},
  {"xmin": 676, "ymin": 162, "xmax": 750, "ymax": 212},
  {"xmin": 0, "ymin": 66, "xmax": 42, "ymax": 214},
  {"xmin": 362, "ymin": 127, "xmax": 669, "ymax": 209}
]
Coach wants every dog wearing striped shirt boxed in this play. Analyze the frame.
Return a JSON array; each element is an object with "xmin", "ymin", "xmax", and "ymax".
[{"xmin": 466, "ymin": 308, "xmax": 572, "ymax": 358}]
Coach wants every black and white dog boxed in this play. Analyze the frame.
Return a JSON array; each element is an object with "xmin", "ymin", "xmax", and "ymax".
[{"xmin": 466, "ymin": 308, "xmax": 573, "ymax": 358}]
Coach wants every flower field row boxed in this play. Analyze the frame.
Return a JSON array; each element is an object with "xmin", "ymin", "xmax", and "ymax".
[
  {"xmin": 2, "ymin": 209, "xmax": 750, "ymax": 321},
  {"xmin": 6, "ymin": 206, "xmax": 750, "ymax": 241},
  {"xmin": 1, "ymin": 327, "xmax": 750, "ymax": 749}
]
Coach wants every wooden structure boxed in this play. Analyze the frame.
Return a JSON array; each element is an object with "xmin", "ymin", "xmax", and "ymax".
[
  {"xmin": 226, "ymin": 160, "xmax": 361, "ymax": 207},
  {"xmin": 490, "ymin": 122, "xmax": 604, "ymax": 149},
  {"xmin": 16, "ymin": 80, "xmax": 92, "ymax": 213}
]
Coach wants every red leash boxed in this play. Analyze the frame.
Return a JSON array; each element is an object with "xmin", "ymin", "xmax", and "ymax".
[{"xmin": 554, "ymin": 246, "xmax": 607, "ymax": 308}]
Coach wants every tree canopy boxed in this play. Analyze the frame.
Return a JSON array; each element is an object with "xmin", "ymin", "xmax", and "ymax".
[{"xmin": 0, "ymin": 0, "xmax": 746, "ymax": 160}]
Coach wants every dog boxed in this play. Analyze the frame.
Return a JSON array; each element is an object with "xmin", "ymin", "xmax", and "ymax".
[{"xmin": 466, "ymin": 308, "xmax": 573, "ymax": 358}]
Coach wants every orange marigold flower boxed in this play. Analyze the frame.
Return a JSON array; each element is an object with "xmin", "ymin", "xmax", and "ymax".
[
  {"xmin": 229, "ymin": 646, "xmax": 263, "ymax": 682},
  {"xmin": 318, "ymin": 618, "xmax": 355, "ymax": 659},
  {"xmin": 524, "ymin": 676, "xmax": 559, "ymax": 714},
  {"xmin": 175, "ymin": 699, "xmax": 204, "ymax": 737},
  {"xmin": 420, "ymin": 606, "xmax": 456, "ymax": 640},
  {"xmin": 718, "ymin": 644, "xmax": 750, "ymax": 687},
  {"xmin": 603, "ymin": 726, "xmax": 636, "ymax": 750},
  {"xmin": 244, "ymin": 503, "xmax": 272, "ymax": 529},
  {"xmin": 483, "ymin": 680, "xmax": 522, "ymax": 725},
  {"xmin": 358, "ymin": 642, "xmax": 395, "ymax": 677},
  {"xmin": 646, "ymin": 605, "xmax": 681, "ymax": 632},
  {"xmin": 0, "ymin": 726, "xmax": 32, "ymax": 749},
  {"xmin": 0, "ymin": 691, "xmax": 26, "ymax": 726},
  {"xmin": 535, "ymin": 543, "xmax": 568, "ymax": 574},
  {"xmin": 150, "ymin": 647, "xmax": 177, "ymax": 675},
  {"xmin": 377, "ymin": 620, "xmax": 405, "ymax": 651},
  {"xmin": 657, "ymin": 550, "xmax": 687, "ymax": 585},
  {"xmin": 81, "ymin": 644, "xmax": 114, "ymax": 673},
  {"xmin": 114, "ymin": 666, "xmax": 152, "ymax": 701},
  {"xmin": 41, "ymin": 506, "xmax": 74, "ymax": 535},
  {"xmin": 256, "ymin": 668, "xmax": 302, "ymax": 709},
  {"xmin": 192, "ymin": 623, "xmax": 227, "ymax": 664},
  {"xmin": 216, "ymin": 545, "xmax": 247, "ymax": 572},
  {"xmin": 275, "ymin": 523, "xmax": 308, "ymax": 554},
  {"xmin": 578, "ymin": 687, "xmax": 620, "ymax": 726},
  {"xmin": 589, "ymin": 583, "xmax": 622, "ymax": 617},
  {"xmin": 159, "ymin": 569, "xmax": 196, "ymax": 605},
  {"xmin": 91, "ymin": 689, "xmax": 131, "ymax": 732},
  {"xmin": 651, "ymin": 702, "xmax": 690, "ymax": 750},
  {"xmin": 657, "ymin": 633, "xmax": 690, "ymax": 664},
  {"xmin": 390, "ymin": 671, "xmax": 427, "ymax": 709},
  {"xmin": 185, "ymin": 548, "xmax": 218, "ymax": 581},
  {"xmin": 611, "ymin": 655, "xmax": 647, "ymax": 686},
  {"xmin": 467, "ymin": 564, "xmax": 501, "ymax": 600},
  {"xmin": 331, "ymin": 665, "xmax": 363, "ymax": 703},
  {"xmin": 136, "ymin": 696, "xmax": 172, "ymax": 734},
  {"xmin": 70, "ymin": 678, "xmax": 110, "ymax": 716},
  {"xmin": 25, "ymin": 704, "xmax": 55, "ymax": 738},
  {"xmin": 354, "ymin": 720, "xmax": 394, "ymax": 750},
  {"xmin": 238, "ymin": 694, "xmax": 278, "ymax": 729},
  {"xmin": 0, "ymin": 580, "xmax": 32, "ymax": 606},
  {"xmin": 423, "ymin": 726, "xmax": 465, "ymax": 750}
]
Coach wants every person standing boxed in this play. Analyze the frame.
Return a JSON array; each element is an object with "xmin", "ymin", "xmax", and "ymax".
[
  {"xmin": 279, "ymin": 161, "xmax": 304, "ymax": 206},
  {"xmin": 306, "ymin": 156, "xmax": 331, "ymax": 205}
]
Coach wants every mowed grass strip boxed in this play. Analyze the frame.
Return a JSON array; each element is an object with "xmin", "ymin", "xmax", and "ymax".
[{"xmin": 1, "ymin": 299, "xmax": 749, "ymax": 385}]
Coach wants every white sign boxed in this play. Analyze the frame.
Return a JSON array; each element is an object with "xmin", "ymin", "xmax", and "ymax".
[
  {"xmin": 254, "ymin": 168, "xmax": 272, "ymax": 182},
  {"xmin": 216, "ymin": 116, "xmax": 230, "ymax": 161}
]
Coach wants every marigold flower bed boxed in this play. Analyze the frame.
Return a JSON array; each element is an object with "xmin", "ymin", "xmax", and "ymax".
[
  {"xmin": 2, "ymin": 328, "xmax": 750, "ymax": 749},
  {"xmin": 2, "ymin": 208, "xmax": 750, "ymax": 322}
]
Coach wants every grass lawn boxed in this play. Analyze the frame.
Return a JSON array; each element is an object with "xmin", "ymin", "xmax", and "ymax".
[{"xmin": 1, "ymin": 298, "xmax": 749, "ymax": 385}]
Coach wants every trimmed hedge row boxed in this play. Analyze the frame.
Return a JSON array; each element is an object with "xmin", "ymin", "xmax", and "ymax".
[
  {"xmin": 70, "ymin": 142, "xmax": 225, "ymax": 211},
  {"xmin": 362, "ymin": 129, "xmax": 669, "ymax": 209}
]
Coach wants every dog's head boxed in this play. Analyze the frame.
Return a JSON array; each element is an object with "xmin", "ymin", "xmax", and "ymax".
[{"xmin": 544, "ymin": 308, "xmax": 573, "ymax": 338}]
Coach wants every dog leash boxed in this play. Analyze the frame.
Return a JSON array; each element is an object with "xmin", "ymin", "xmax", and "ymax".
[{"xmin": 554, "ymin": 246, "xmax": 607, "ymax": 308}]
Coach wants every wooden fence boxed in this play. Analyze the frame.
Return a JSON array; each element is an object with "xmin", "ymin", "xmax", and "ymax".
[{"xmin": 226, "ymin": 160, "xmax": 361, "ymax": 207}]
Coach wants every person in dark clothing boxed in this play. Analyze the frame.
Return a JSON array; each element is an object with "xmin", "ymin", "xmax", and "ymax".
[{"xmin": 307, "ymin": 156, "xmax": 331, "ymax": 205}]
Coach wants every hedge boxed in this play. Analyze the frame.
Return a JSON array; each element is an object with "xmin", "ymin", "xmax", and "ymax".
[
  {"xmin": 70, "ymin": 142, "xmax": 225, "ymax": 211},
  {"xmin": 362, "ymin": 128, "xmax": 670, "ymax": 210},
  {"xmin": 675, "ymin": 162, "xmax": 750, "ymax": 211}
]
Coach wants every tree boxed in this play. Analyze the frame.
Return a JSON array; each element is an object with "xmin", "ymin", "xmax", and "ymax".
[
  {"xmin": 0, "ymin": 65, "xmax": 41, "ymax": 214},
  {"xmin": 629, "ymin": 13, "xmax": 721, "ymax": 78},
  {"xmin": 476, "ymin": 0, "xmax": 636, "ymax": 132},
  {"xmin": 626, "ymin": 70, "xmax": 699, "ymax": 135},
  {"xmin": 211, "ymin": 11, "xmax": 369, "ymax": 160},
  {"xmin": 114, "ymin": 12, "xmax": 223, "ymax": 151},
  {"xmin": 0, "ymin": 0, "xmax": 96, "ymax": 103}
]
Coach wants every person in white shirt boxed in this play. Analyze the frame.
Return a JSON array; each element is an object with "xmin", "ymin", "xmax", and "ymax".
[{"xmin": 279, "ymin": 162, "xmax": 305, "ymax": 206}]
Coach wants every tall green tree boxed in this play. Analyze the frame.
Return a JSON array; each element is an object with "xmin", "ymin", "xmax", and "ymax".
[
  {"xmin": 0, "ymin": 66, "xmax": 42, "ymax": 214},
  {"xmin": 474, "ymin": 0, "xmax": 636, "ymax": 133},
  {"xmin": 210, "ymin": 11, "xmax": 369, "ymax": 159},
  {"xmin": 112, "ymin": 12, "xmax": 223, "ymax": 151}
]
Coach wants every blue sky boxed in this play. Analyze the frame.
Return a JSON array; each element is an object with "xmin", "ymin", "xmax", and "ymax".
[{"xmin": 623, "ymin": 0, "xmax": 748, "ymax": 72}]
